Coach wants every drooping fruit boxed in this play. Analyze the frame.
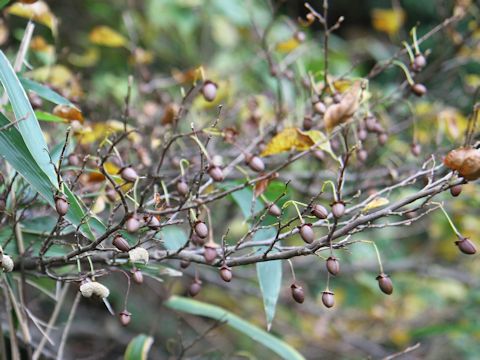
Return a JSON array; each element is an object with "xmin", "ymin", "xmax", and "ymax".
[
  {"xmin": 55, "ymin": 195, "xmax": 69, "ymax": 216},
  {"xmin": 176, "ymin": 179, "xmax": 189, "ymax": 196},
  {"xmin": 299, "ymin": 223, "xmax": 314, "ymax": 244},
  {"xmin": 132, "ymin": 269, "xmax": 143, "ymax": 284},
  {"xmin": 126, "ymin": 216, "xmax": 140, "ymax": 233},
  {"xmin": 202, "ymin": 80, "xmax": 218, "ymax": 102},
  {"xmin": 411, "ymin": 83, "xmax": 427, "ymax": 97},
  {"xmin": 411, "ymin": 143, "xmax": 421, "ymax": 157},
  {"xmin": 321, "ymin": 291, "xmax": 335, "ymax": 308},
  {"xmin": 208, "ymin": 166, "xmax": 224, "ymax": 182},
  {"xmin": 455, "ymin": 237, "xmax": 477, "ymax": 255},
  {"xmin": 313, "ymin": 101, "xmax": 326, "ymax": 115},
  {"xmin": 331, "ymin": 202, "xmax": 345, "ymax": 218},
  {"xmin": 267, "ymin": 202, "xmax": 282, "ymax": 217},
  {"xmin": 219, "ymin": 265, "xmax": 233, "ymax": 282},
  {"xmin": 450, "ymin": 184, "xmax": 462, "ymax": 197},
  {"xmin": 246, "ymin": 155, "xmax": 265, "ymax": 172},
  {"xmin": 188, "ymin": 280, "xmax": 202, "ymax": 297},
  {"xmin": 180, "ymin": 259, "xmax": 191, "ymax": 269},
  {"xmin": 203, "ymin": 242, "xmax": 218, "ymax": 263},
  {"xmin": 311, "ymin": 204, "xmax": 328, "ymax": 219},
  {"xmin": 194, "ymin": 221, "xmax": 208, "ymax": 239},
  {"xmin": 120, "ymin": 166, "xmax": 138, "ymax": 182},
  {"xmin": 290, "ymin": 283, "xmax": 305, "ymax": 304},
  {"xmin": 119, "ymin": 311, "xmax": 131, "ymax": 326},
  {"xmin": 113, "ymin": 234, "xmax": 130, "ymax": 252},
  {"xmin": 357, "ymin": 149, "xmax": 368, "ymax": 162},
  {"xmin": 376, "ymin": 273, "xmax": 393, "ymax": 295},
  {"xmin": 411, "ymin": 54, "xmax": 427, "ymax": 72},
  {"xmin": 326, "ymin": 256, "xmax": 340, "ymax": 276}
]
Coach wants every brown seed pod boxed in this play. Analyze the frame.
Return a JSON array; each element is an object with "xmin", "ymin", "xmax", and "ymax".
[
  {"xmin": 267, "ymin": 202, "xmax": 282, "ymax": 217},
  {"xmin": 119, "ymin": 311, "xmax": 131, "ymax": 326},
  {"xmin": 145, "ymin": 215, "xmax": 160, "ymax": 230},
  {"xmin": 188, "ymin": 280, "xmax": 202, "ymax": 297},
  {"xmin": 331, "ymin": 202, "xmax": 345, "ymax": 218},
  {"xmin": 219, "ymin": 265, "xmax": 233, "ymax": 282},
  {"xmin": 357, "ymin": 149, "xmax": 368, "ymax": 162},
  {"xmin": 191, "ymin": 233, "xmax": 206, "ymax": 246},
  {"xmin": 303, "ymin": 115, "xmax": 313, "ymax": 130},
  {"xmin": 299, "ymin": 224, "xmax": 314, "ymax": 244},
  {"xmin": 176, "ymin": 179, "xmax": 189, "ymax": 196},
  {"xmin": 180, "ymin": 259, "xmax": 191, "ymax": 269},
  {"xmin": 378, "ymin": 132, "xmax": 388, "ymax": 146},
  {"xmin": 208, "ymin": 166, "xmax": 224, "ymax": 182},
  {"xmin": 455, "ymin": 237, "xmax": 477, "ymax": 255},
  {"xmin": 411, "ymin": 83, "xmax": 427, "ymax": 97},
  {"xmin": 55, "ymin": 195, "xmax": 69, "ymax": 216},
  {"xmin": 321, "ymin": 291, "xmax": 335, "ymax": 308},
  {"xmin": 290, "ymin": 283, "xmax": 305, "ymax": 304},
  {"xmin": 120, "ymin": 166, "xmax": 138, "ymax": 183},
  {"xmin": 326, "ymin": 256, "xmax": 340, "ymax": 276},
  {"xmin": 202, "ymin": 80, "xmax": 218, "ymax": 102},
  {"xmin": 357, "ymin": 128, "xmax": 368, "ymax": 141},
  {"xmin": 194, "ymin": 221, "xmax": 208, "ymax": 239},
  {"xmin": 411, "ymin": 54, "xmax": 427, "ymax": 72},
  {"xmin": 365, "ymin": 116, "xmax": 377, "ymax": 132},
  {"xmin": 376, "ymin": 273, "xmax": 393, "ymax": 295},
  {"xmin": 313, "ymin": 101, "xmax": 326, "ymax": 115},
  {"xmin": 132, "ymin": 269, "xmax": 143, "ymax": 284},
  {"xmin": 444, "ymin": 147, "xmax": 480, "ymax": 180},
  {"xmin": 106, "ymin": 188, "xmax": 117, "ymax": 202},
  {"xmin": 203, "ymin": 243, "xmax": 218, "ymax": 263},
  {"xmin": 246, "ymin": 155, "xmax": 265, "ymax": 173},
  {"xmin": 113, "ymin": 234, "xmax": 130, "ymax": 252},
  {"xmin": 126, "ymin": 216, "xmax": 140, "ymax": 233},
  {"xmin": 311, "ymin": 204, "xmax": 328, "ymax": 219},
  {"xmin": 450, "ymin": 184, "xmax": 463, "ymax": 197},
  {"xmin": 67, "ymin": 153, "xmax": 80, "ymax": 167}
]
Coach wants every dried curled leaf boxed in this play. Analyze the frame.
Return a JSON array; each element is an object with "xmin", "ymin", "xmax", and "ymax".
[
  {"xmin": 261, "ymin": 128, "xmax": 334, "ymax": 158},
  {"xmin": 80, "ymin": 281, "xmax": 110, "ymax": 298},
  {"xmin": 444, "ymin": 147, "xmax": 480, "ymax": 180},
  {"xmin": 7, "ymin": 1, "xmax": 58, "ymax": 34},
  {"xmin": 324, "ymin": 82, "xmax": 362, "ymax": 131},
  {"xmin": 89, "ymin": 26, "xmax": 128, "ymax": 47},
  {"xmin": 53, "ymin": 105, "xmax": 84, "ymax": 123},
  {"xmin": 254, "ymin": 172, "xmax": 279, "ymax": 198},
  {"xmin": 363, "ymin": 197, "xmax": 389, "ymax": 212}
]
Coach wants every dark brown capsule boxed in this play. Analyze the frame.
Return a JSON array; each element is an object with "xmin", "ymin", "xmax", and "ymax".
[
  {"xmin": 321, "ymin": 291, "xmax": 335, "ymax": 308},
  {"xmin": 411, "ymin": 143, "xmax": 421, "ymax": 157},
  {"xmin": 132, "ymin": 269, "xmax": 143, "ymax": 284},
  {"xmin": 313, "ymin": 101, "xmax": 326, "ymax": 115},
  {"xmin": 119, "ymin": 311, "xmax": 131, "ymax": 326},
  {"xmin": 267, "ymin": 202, "xmax": 282, "ymax": 217},
  {"xmin": 113, "ymin": 234, "xmax": 130, "ymax": 252},
  {"xmin": 176, "ymin": 179, "xmax": 189, "ymax": 196},
  {"xmin": 188, "ymin": 280, "xmax": 202, "ymax": 297},
  {"xmin": 247, "ymin": 155, "xmax": 265, "ymax": 172},
  {"xmin": 376, "ymin": 273, "xmax": 393, "ymax": 295},
  {"xmin": 120, "ymin": 166, "xmax": 138, "ymax": 182},
  {"xmin": 303, "ymin": 116, "xmax": 313, "ymax": 130},
  {"xmin": 203, "ymin": 244, "xmax": 218, "ymax": 263},
  {"xmin": 326, "ymin": 256, "xmax": 340, "ymax": 276},
  {"xmin": 311, "ymin": 204, "xmax": 328, "ymax": 219},
  {"xmin": 331, "ymin": 202, "xmax": 345, "ymax": 218},
  {"xmin": 299, "ymin": 224, "xmax": 314, "ymax": 244},
  {"xmin": 55, "ymin": 195, "xmax": 69, "ymax": 216},
  {"xmin": 191, "ymin": 233, "xmax": 206, "ymax": 246},
  {"xmin": 194, "ymin": 221, "xmax": 208, "ymax": 239},
  {"xmin": 290, "ymin": 283, "xmax": 305, "ymax": 304},
  {"xmin": 411, "ymin": 83, "xmax": 427, "ymax": 97},
  {"xmin": 455, "ymin": 237, "xmax": 477, "ymax": 255},
  {"xmin": 219, "ymin": 265, "xmax": 232, "ymax": 282},
  {"xmin": 202, "ymin": 80, "xmax": 217, "ymax": 102},
  {"xmin": 126, "ymin": 216, "xmax": 140, "ymax": 233},
  {"xmin": 450, "ymin": 184, "xmax": 462, "ymax": 197},
  {"xmin": 208, "ymin": 166, "xmax": 224, "ymax": 182}
]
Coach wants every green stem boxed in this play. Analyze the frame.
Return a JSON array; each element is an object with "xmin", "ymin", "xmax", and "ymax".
[
  {"xmin": 321, "ymin": 180, "xmax": 338, "ymax": 202},
  {"xmin": 190, "ymin": 134, "xmax": 211, "ymax": 163},
  {"xmin": 411, "ymin": 26, "xmax": 420, "ymax": 55},
  {"xmin": 161, "ymin": 180, "xmax": 170, "ymax": 206},
  {"xmin": 434, "ymin": 202, "xmax": 462, "ymax": 237},
  {"xmin": 179, "ymin": 159, "xmax": 190, "ymax": 177},
  {"xmin": 402, "ymin": 41, "xmax": 415, "ymax": 63},
  {"xmin": 360, "ymin": 240, "xmax": 384, "ymax": 274},
  {"xmin": 392, "ymin": 60, "xmax": 414, "ymax": 86}
]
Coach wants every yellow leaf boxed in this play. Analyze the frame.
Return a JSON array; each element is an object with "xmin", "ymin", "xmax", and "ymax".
[
  {"xmin": 275, "ymin": 37, "xmax": 300, "ymax": 53},
  {"xmin": 129, "ymin": 47, "xmax": 154, "ymax": 65},
  {"xmin": 7, "ymin": 1, "xmax": 58, "ymax": 35},
  {"xmin": 437, "ymin": 108, "xmax": 468, "ymax": 141},
  {"xmin": 89, "ymin": 26, "xmax": 128, "ymax": 47},
  {"xmin": 68, "ymin": 47, "xmax": 100, "ymax": 67},
  {"xmin": 76, "ymin": 120, "xmax": 140, "ymax": 145},
  {"xmin": 362, "ymin": 197, "xmax": 389, "ymax": 212},
  {"xmin": 371, "ymin": 8, "xmax": 405, "ymax": 36},
  {"xmin": 27, "ymin": 65, "xmax": 83, "ymax": 99},
  {"xmin": 260, "ymin": 128, "xmax": 335, "ymax": 158}
]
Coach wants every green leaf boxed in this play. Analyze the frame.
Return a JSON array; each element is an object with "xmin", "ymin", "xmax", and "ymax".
[
  {"xmin": 124, "ymin": 334, "xmax": 154, "ymax": 360},
  {"xmin": 20, "ymin": 77, "xmax": 75, "ymax": 107},
  {"xmin": 34, "ymin": 110, "xmax": 65, "ymax": 123},
  {"xmin": 160, "ymin": 226, "xmax": 188, "ymax": 251},
  {"xmin": 0, "ymin": 50, "xmax": 57, "ymax": 186},
  {"xmin": 254, "ymin": 228, "xmax": 282, "ymax": 330},
  {"xmin": 165, "ymin": 296, "xmax": 304, "ymax": 360},
  {"xmin": 0, "ymin": 0, "xmax": 9, "ymax": 10},
  {"xmin": 220, "ymin": 182, "xmax": 263, "ymax": 219}
]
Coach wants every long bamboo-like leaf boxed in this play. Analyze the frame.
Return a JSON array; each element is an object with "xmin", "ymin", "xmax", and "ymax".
[
  {"xmin": 165, "ymin": 296, "xmax": 305, "ymax": 360},
  {"xmin": 20, "ymin": 77, "xmax": 75, "ymax": 107},
  {"xmin": 0, "ymin": 50, "xmax": 57, "ymax": 186},
  {"xmin": 124, "ymin": 334, "xmax": 154, "ymax": 360}
]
